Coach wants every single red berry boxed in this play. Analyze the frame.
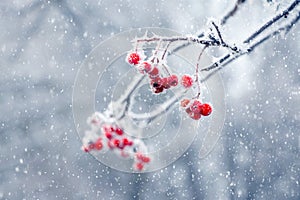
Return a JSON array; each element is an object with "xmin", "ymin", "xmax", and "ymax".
[
  {"xmin": 135, "ymin": 162, "xmax": 144, "ymax": 171},
  {"xmin": 105, "ymin": 132, "xmax": 113, "ymax": 139},
  {"xmin": 180, "ymin": 99, "xmax": 190, "ymax": 107},
  {"xmin": 82, "ymin": 146, "xmax": 89, "ymax": 152},
  {"xmin": 181, "ymin": 75, "xmax": 193, "ymax": 88},
  {"xmin": 141, "ymin": 156, "xmax": 150, "ymax": 163},
  {"xmin": 127, "ymin": 52, "xmax": 140, "ymax": 65},
  {"xmin": 113, "ymin": 139, "xmax": 121, "ymax": 148},
  {"xmin": 123, "ymin": 138, "xmax": 132, "ymax": 146},
  {"xmin": 161, "ymin": 77, "xmax": 170, "ymax": 89},
  {"xmin": 168, "ymin": 74, "xmax": 178, "ymax": 87},
  {"xmin": 200, "ymin": 103, "xmax": 212, "ymax": 116},
  {"xmin": 190, "ymin": 100, "xmax": 202, "ymax": 113},
  {"xmin": 115, "ymin": 127, "xmax": 123, "ymax": 135},
  {"xmin": 149, "ymin": 67, "xmax": 159, "ymax": 78},
  {"xmin": 88, "ymin": 143, "xmax": 95, "ymax": 150},
  {"xmin": 138, "ymin": 62, "xmax": 152, "ymax": 74},
  {"xmin": 94, "ymin": 138, "xmax": 103, "ymax": 150}
]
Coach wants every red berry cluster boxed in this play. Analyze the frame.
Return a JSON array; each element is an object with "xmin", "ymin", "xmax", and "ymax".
[
  {"xmin": 82, "ymin": 137, "xmax": 103, "ymax": 152},
  {"xmin": 102, "ymin": 125, "xmax": 133, "ymax": 150},
  {"xmin": 181, "ymin": 99, "xmax": 212, "ymax": 120},
  {"xmin": 134, "ymin": 152, "xmax": 151, "ymax": 171},
  {"xmin": 127, "ymin": 52, "xmax": 196, "ymax": 94},
  {"xmin": 82, "ymin": 120, "xmax": 152, "ymax": 171}
]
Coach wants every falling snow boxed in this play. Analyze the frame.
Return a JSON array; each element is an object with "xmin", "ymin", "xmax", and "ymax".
[{"xmin": 0, "ymin": 0, "xmax": 299, "ymax": 200}]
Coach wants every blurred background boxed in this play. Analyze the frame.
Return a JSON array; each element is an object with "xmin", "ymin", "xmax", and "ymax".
[{"xmin": 0, "ymin": 0, "xmax": 299, "ymax": 199}]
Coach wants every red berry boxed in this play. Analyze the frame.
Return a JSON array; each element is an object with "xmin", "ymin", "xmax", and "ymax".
[
  {"xmin": 190, "ymin": 112, "xmax": 201, "ymax": 120},
  {"xmin": 168, "ymin": 75, "xmax": 178, "ymax": 87},
  {"xmin": 151, "ymin": 77, "xmax": 162, "ymax": 88},
  {"xmin": 153, "ymin": 85, "xmax": 164, "ymax": 93},
  {"xmin": 138, "ymin": 62, "xmax": 152, "ymax": 74},
  {"xmin": 180, "ymin": 99, "xmax": 190, "ymax": 107},
  {"xmin": 88, "ymin": 143, "xmax": 95, "ymax": 150},
  {"xmin": 190, "ymin": 100, "xmax": 202, "ymax": 113},
  {"xmin": 141, "ymin": 156, "xmax": 150, "ymax": 163},
  {"xmin": 161, "ymin": 77, "xmax": 171, "ymax": 89},
  {"xmin": 115, "ymin": 127, "xmax": 123, "ymax": 135},
  {"xmin": 181, "ymin": 75, "xmax": 193, "ymax": 88},
  {"xmin": 200, "ymin": 103, "xmax": 212, "ymax": 116},
  {"xmin": 105, "ymin": 132, "xmax": 113, "ymax": 139},
  {"xmin": 127, "ymin": 52, "xmax": 140, "ymax": 65},
  {"xmin": 94, "ymin": 138, "xmax": 103, "ymax": 150},
  {"xmin": 123, "ymin": 138, "xmax": 132, "ymax": 146},
  {"xmin": 113, "ymin": 139, "xmax": 121, "ymax": 148},
  {"xmin": 135, "ymin": 162, "xmax": 144, "ymax": 171},
  {"xmin": 82, "ymin": 146, "xmax": 89, "ymax": 152},
  {"xmin": 149, "ymin": 67, "xmax": 159, "ymax": 78}
]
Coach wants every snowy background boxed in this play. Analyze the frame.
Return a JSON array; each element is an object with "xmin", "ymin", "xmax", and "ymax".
[{"xmin": 0, "ymin": 0, "xmax": 299, "ymax": 199}]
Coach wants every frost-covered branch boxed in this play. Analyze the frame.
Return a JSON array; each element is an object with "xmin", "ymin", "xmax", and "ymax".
[{"xmin": 200, "ymin": 0, "xmax": 300, "ymax": 82}]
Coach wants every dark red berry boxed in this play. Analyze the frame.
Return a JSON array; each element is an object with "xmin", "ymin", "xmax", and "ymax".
[
  {"xmin": 181, "ymin": 75, "xmax": 193, "ymax": 88},
  {"xmin": 82, "ymin": 146, "xmax": 89, "ymax": 152},
  {"xmin": 153, "ymin": 85, "xmax": 164, "ymax": 93},
  {"xmin": 200, "ymin": 103, "xmax": 212, "ymax": 116},
  {"xmin": 105, "ymin": 132, "xmax": 113, "ymax": 139},
  {"xmin": 151, "ymin": 77, "xmax": 162, "ymax": 88},
  {"xmin": 127, "ymin": 52, "xmax": 140, "ymax": 65},
  {"xmin": 115, "ymin": 127, "xmax": 123, "ymax": 135},
  {"xmin": 123, "ymin": 138, "xmax": 132, "ymax": 146}
]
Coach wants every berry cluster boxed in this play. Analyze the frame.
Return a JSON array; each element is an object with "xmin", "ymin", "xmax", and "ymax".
[
  {"xmin": 102, "ymin": 124, "xmax": 133, "ymax": 151},
  {"xmin": 181, "ymin": 99, "xmax": 212, "ymax": 120},
  {"xmin": 126, "ymin": 52, "xmax": 213, "ymax": 120},
  {"xmin": 126, "ymin": 52, "xmax": 195, "ymax": 94},
  {"xmin": 81, "ymin": 113, "xmax": 151, "ymax": 171}
]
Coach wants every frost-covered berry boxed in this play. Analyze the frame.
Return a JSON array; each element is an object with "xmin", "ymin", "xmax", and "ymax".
[
  {"xmin": 105, "ymin": 132, "xmax": 113, "ymax": 139},
  {"xmin": 123, "ymin": 138, "xmax": 133, "ymax": 146},
  {"xmin": 168, "ymin": 74, "xmax": 178, "ymax": 87},
  {"xmin": 161, "ymin": 77, "xmax": 171, "ymax": 89},
  {"xmin": 135, "ymin": 162, "xmax": 144, "ymax": 171},
  {"xmin": 138, "ymin": 62, "xmax": 152, "ymax": 74},
  {"xmin": 94, "ymin": 138, "xmax": 103, "ymax": 150},
  {"xmin": 200, "ymin": 103, "xmax": 212, "ymax": 116},
  {"xmin": 127, "ymin": 52, "xmax": 140, "ymax": 65},
  {"xmin": 151, "ymin": 77, "xmax": 162, "ymax": 88},
  {"xmin": 181, "ymin": 74, "xmax": 193, "ymax": 88},
  {"xmin": 180, "ymin": 99, "xmax": 190, "ymax": 107},
  {"xmin": 115, "ymin": 127, "xmax": 123, "ymax": 135},
  {"xmin": 148, "ymin": 67, "xmax": 159, "ymax": 78},
  {"xmin": 190, "ymin": 100, "xmax": 202, "ymax": 113}
]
